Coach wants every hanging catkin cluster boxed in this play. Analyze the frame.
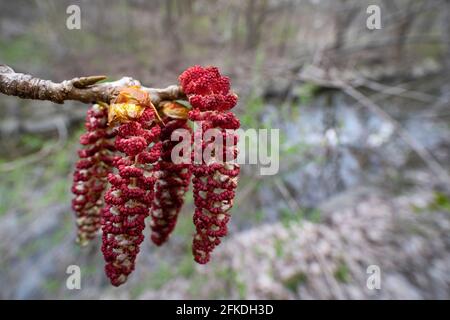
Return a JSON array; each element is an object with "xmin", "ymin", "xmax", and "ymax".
[
  {"xmin": 150, "ymin": 112, "xmax": 192, "ymax": 246},
  {"xmin": 71, "ymin": 104, "xmax": 116, "ymax": 246},
  {"xmin": 179, "ymin": 66, "xmax": 240, "ymax": 264},
  {"xmin": 71, "ymin": 66, "xmax": 239, "ymax": 286}
]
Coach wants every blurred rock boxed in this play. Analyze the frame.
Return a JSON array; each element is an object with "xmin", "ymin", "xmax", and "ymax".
[{"xmin": 133, "ymin": 189, "xmax": 450, "ymax": 300}]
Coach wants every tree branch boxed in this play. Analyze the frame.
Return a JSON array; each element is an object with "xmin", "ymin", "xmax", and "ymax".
[
  {"xmin": 0, "ymin": 64, "xmax": 186, "ymax": 106},
  {"xmin": 299, "ymin": 65, "xmax": 450, "ymax": 189}
]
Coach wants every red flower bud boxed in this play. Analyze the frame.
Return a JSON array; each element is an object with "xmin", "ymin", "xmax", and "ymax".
[{"xmin": 71, "ymin": 104, "xmax": 116, "ymax": 246}]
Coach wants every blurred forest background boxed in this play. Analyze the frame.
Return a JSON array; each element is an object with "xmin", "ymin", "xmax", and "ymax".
[{"xmin": 1, "ymin": 0, "xmax": 450, "ymax": 299}]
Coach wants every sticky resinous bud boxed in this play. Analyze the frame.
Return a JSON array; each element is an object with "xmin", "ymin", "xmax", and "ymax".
[{"xmin": 108, "ymin": 86, "xmax": 152, "ymax": 126}]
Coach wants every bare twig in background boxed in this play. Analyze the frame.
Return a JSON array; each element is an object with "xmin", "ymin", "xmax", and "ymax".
[
  {"xmin": 341, "ymin": 85, "xmax": 450, "ymax": 186},
  {"xmin": 0, "ymin": 117, "xmax": 67, "ymax": 172},
  {"xmin": 299, "ymin": 66, "xmax": 450, "ymax": 188},
  {"xmin": 352, "ymin": 75, "xmax": 436, "ymax": 103},
  {"xmin": 274, "ymin": 177, "xmax": 302, "ymax": 213},
  {"xmin": 0, "ymin": 64, "xmax": 186, "ymax": 106},
  {"xmin": 347, "ymin": 76, "xmax": 446, "ymax": 113},
  {"xmin": 234, "ymin": 179, "xmax": 259, "ymax": 207},
  {"xmin": 305, "ymin": 240, "xmax": 347, "ymax": 300}
]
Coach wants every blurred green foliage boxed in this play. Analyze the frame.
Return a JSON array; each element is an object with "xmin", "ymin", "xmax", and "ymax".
[
  {"xmin": 429, "ymin": 192, "xmax": 450, "ymax": 213},
  {"xmin": 334, "ymin": 260, "xmax": 350, "ymax": 283},
  {"xmin": 295, "ymin": 83, "xmax": 321, "ymax": 105},
  {"xmin": 0, "ymin": 35, "xmax": 48, "ymax": 65},
  {"xmin": 240, "ymin": 95, "xmax": 265, "ymax": 129},
  {"xmin": 283, "ymin": 272, "xmax": 307, "ymax": 293},
  {"xmin": 0, "ymin": 124, "xmax": 84, "ymax": 216}
]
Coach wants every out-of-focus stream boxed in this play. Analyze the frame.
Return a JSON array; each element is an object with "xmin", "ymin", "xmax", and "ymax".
[{"xmin": 241, "ymin": 88, "xmax": 450, "ymax": 224}]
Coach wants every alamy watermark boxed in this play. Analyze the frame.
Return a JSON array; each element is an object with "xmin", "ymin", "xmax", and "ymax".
[
  {"xmin": 66, "ymin": 5, "xmax": 81, "ymax": 30},
  {"xmin": 366, "ymin": 5, "xmax": 382, "ymax": 30},
  {"xmin": 66, "ymin": 265, "xmax": 81, "ymax": 290},
  {"xmin": 366, "ymin": 265, "xmax": 381, "ymax": 290},
  {"xmin": 169, "ymin": 123, "xmax": 280, "ymax": 176}
]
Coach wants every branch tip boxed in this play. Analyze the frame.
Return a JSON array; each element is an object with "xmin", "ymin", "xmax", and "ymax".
[{"xmin": 73, "ymin": 75, "xmax": 108, "ymax": 88}]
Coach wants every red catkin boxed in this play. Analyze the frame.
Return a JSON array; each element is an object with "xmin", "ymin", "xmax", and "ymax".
[
  {"xmin": 150, "ymin": 117, "xmax": 192, "ymax": 246},
  {"xmin": 179, "ymin": 66, "xmax": 240, "ymax": 264},
  {"xmin": 101, "ymin": 107, "xmax": 162, "ymax": 286},
  {"xmin": 71, "ymin": 103, "xmax": 116, "ymax": 246},
  {"xmin": 69, "ymin": 68, "xmax": 240, "ymax": 286}
]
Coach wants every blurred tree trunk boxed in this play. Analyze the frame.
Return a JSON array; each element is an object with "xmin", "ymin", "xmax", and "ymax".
[
  {"xmin": 331, "ymin": 0, "xmax": 358, "ymax": 53},
  {"xmin": 164, "ymin": 0, "xmax": 183, "ymax": 53},
  {"xmin": 277, "ymin": 0, "xmax": 295, "ymax": 56},
  {"xmin": 383, "ymin": 0, "xmax": 414, "ymax": 63},
  {"xmin": 245, "ymin": 0, "xmax": 268, "ymax": 50},
  {"xmin": 442, "ymin": 0, "xmax": 450, "ymax": 71}
]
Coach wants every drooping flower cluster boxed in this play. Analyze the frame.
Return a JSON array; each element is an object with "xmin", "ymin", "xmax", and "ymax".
[
  {"xmin": 150, "ymin": 113, "xmax": 192, "ymax": 246},
  {"xmin": 101, "ymin": 88, "xmax": 162, "ymax": 286},
  {"xmin": 179, "ymin": 66, "xmax": 240, "ymax": 264},
  {"xmin": 71, "ymin": 103, "xmax": 116, "ymax": 246},
  {"xmin": 71, "ymin": 66, "xmax": 239, "ymax": 286}
]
